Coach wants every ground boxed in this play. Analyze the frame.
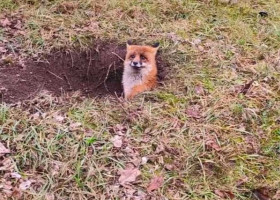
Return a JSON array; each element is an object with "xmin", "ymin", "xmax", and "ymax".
[{"xmin": 0, "ymin": 0, "xmax": 280, "ymax": 199}]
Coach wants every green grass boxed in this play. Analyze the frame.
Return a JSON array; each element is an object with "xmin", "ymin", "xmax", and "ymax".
[
  {"xmin": 0, "ymin": 0, "xmax": 18, "ymax": 11},
  {"xmin": 1, "ymin": 0, "xmax": 280, "ymax": 199}
]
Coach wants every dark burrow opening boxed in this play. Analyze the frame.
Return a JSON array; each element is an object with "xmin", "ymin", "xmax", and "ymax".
[{"xmin": 0, "ymin": 41, "xmax": 168, "ymax": 103}]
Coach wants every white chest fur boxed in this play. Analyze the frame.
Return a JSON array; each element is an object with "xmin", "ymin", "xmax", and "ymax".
[{"xmin": 122, "ymin": 62, "xmax": 151, "ymax": 97}]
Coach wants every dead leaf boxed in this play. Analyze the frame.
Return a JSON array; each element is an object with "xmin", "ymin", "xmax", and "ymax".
[
  {"xmin": 130, "ymin": 157, "xmax": 141, "ymax": 166},
  {"xmin": 214, "ymin": 189, "xmax": 235, "ymax": 199},
  {"xmin": 165, "ymin": 146, "xmax": 180, "ymax": 155},
  {"xmin": 84, "ymin": 128, "xmax": 94, "ymax": 137},
  {"xmin": 123, "ymin": 188, "xmax": 136, "ymax": 198},
  {"xmin": 155, "ymin": 143, "xmax": 165, "ymax": 154},
  {"xmin": 54, "ymin": 115, "xmax": 65, "ymax": 122},
  {"xmin": 0, "ymin": 158, "xmax": 14, "ymax": 171},
  {"xmin": 245, "ymin": 136, "xmax": 260, "ymax": 153},
  {"xmin": 147, "ymin": 176, "xmax": 164, "ymax": 192},
  {"xmin": 0, "ymin": 46, "xmax": 7, "ymax": 53},
  {"xmin": 0, "ymin": 18, "xmax": 11, "ymax": 27},
  {"xmin": 194, "ymin": 85, "xmax": 205, "ymax": 95},
  {"xmin": 31, "ymin": 112, "xmax": 40, "ymax": 120},
  {"xmin": 167, "ymin": 32, "xmax": 185, "ymax": 43},
  {"xmin": 16, "ymin": 30, "xmax": 25, "ymax": 36},
  {"xmin": 45, "ymin": 193, "xmax": 55, "ymax": 200},
  {"xmin": 193, "ymin": 38, "xmax": 201, "ymax": 45},
  {"xmin": 186, "ymin": 105, "xmax": 201, "ymax": 119},
  {"xmin": 10, "ymin": 172, "xmax": 21, "ymax": 179},
  {"xmin": 123, "ymin": 146, "xmax": 134, "ymax": 155},
  {"xmin": 164, "ymin": 164, "xmax": 174, "ymax": 171},
  {"xmin": 118, "ymin": 166, "xmax": 141, "ymax": 185},
  {"xmin": 69, "ymin": 122, "xmax": 82, "ymax": 130},
  {"xmin": 50, "ymin": 161, "xmax": 63, "ymax": 176},
  {"xmin": 240, "ymin": 80, "xmax": 254, "ymax": 95},
  {"xmin": 106, "ymin": 185, "xmax": 120, "ymax": 197},
  {"xmin": 198, "ymin": 45, "xmax": 204, "ymax": 51},
  {"xmin": 113, "ymin": 124, "xmax": 126, "ymax": 135},
  {"xmin": 1, "ymin": 181, "xmax": 13, "ymax": 196},
  {"xmin": 0, "ymin": 142, "xmax": 10, "ymax": 155},
  {"xmin": 19, "ymin": 180, "xmax": 32, "ymax": 191},
  {"xmin": 253, "ymin": 187, "xmax": 271, "ymax": 200},
  {"xmin": 85, "ymin": 21, "xmax": 99, "ymax": 32},
  {"xmin": 56, "ymin": 2, "xmax": 78, "ymax": 14},
  {"xmin": 158, "ymin": 156, "xmax": 164, "ymax": 164},
  {"xmin": 14, "ymin": 20, "xmax": 22, "ymax": 30},
  {"xmin": 236, "ymin": 176, "xmax": 249, "ymax": 186},
  {"xmin": 135, "ymin": 190, "xmax": 147, "ymax": 200},
  {"xmin": 11, "ymin": 188, "xmax": 22, "ymax": 199},
  {"xmin": 111, "ymin": 135, "xmax": 123, "ymax": 148},
  {"xmin": 205, "ymin": 136, "xmax": 221, "ymax": 151}
]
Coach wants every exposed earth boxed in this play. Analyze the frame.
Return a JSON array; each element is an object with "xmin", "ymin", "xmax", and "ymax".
[{"xmin": 0, "ymin": 41, "xmax": 167, "ymax": 103}]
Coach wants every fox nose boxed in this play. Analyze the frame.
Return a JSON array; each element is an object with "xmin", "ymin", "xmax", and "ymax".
[{"xmin": 133, "ymin": 62, "xmax": 138, "ymax": 66}]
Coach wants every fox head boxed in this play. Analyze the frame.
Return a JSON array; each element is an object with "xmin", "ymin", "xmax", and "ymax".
[{"xmin": 124, "ymin": 41, "xmax": 159, "ymax": 71}]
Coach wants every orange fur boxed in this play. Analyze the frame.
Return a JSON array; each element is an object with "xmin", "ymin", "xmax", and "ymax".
[{"xmin": 122, "ymin": 43, "xmax": 159, "ymax": 100}]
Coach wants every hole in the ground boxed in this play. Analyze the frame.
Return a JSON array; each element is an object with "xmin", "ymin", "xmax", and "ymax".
[{"xmin": 0, "ymin": 41, "xmax": 168, "ymax": 103}]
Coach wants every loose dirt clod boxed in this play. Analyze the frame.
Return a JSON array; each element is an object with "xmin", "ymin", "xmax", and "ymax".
[{"xmin": 0, "ymin": 41, "xmax": 168, "ymax": 103}]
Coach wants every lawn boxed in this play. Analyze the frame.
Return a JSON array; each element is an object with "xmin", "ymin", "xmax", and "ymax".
[{"xmin": 0, "ymin": 0, "xmax": 280, "ymax": 199}]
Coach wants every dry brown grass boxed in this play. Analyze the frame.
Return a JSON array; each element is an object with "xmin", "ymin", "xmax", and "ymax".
[{"xmin": 1, "ymin": 0, "xmax": 280, "ymax": 199}]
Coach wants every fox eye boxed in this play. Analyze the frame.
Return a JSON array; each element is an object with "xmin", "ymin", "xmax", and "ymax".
[
  {"xmin": 130, "ymin": 54, "xmax": 135, "ymax": 59},
  {"xmin": 140, "ymin": 55, "xmax": 146, "ymax": 60}
]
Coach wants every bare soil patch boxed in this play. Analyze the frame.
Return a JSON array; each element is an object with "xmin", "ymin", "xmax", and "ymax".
[{"xmin": 0, "ymin": 41, "xmax": 168, "ymax": 103}]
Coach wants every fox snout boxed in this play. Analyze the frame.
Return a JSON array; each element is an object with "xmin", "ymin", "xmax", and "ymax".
[{"xmin": 130, "ymin": 61, "xmax": 142, "ymax": 69}]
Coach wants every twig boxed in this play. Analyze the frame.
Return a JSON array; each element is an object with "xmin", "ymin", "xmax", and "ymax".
[
  {"xmin": 62, "ymin": 74, "xmax": 73, "ymax": 90},
  {"xmin": 87, "ymin": 50, "xmax": 92, "ymax": 79},
  {"xmin": 47, "ymin": 70, "xmax": 64, "ymax": 80},
  {"xmin": 34, "ymin": 58, "xmax": 50, "ymax": 65},
  {"xmin": 103, "ymin": 63, "xmax": 113, "ymax": 92},
  {"xmin": 94, "ymin": 63, "xmax": 113, "ymax": 90},
  {"xmin": 95, "ymin": 45, "xmax": 100, "ymax": 54},
  {"xmin": 112, "ymin": 52, "xmax": 124, "ymax": 62},
  {"xmin": 7, "ymin": 44, "xmax": 16, "ymax": 56}
]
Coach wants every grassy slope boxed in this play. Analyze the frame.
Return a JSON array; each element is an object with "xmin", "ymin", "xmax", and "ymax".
[{"xmin": 1, "ymin": 0, "xmax": 280, "ymax": 199}]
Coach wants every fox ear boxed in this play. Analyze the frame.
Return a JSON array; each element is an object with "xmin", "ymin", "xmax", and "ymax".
[
  {"xmin": 126, "ymin": 40, "xmax": 133, "ymax": 47},
  {"xmin": 152, "ymin": 42, "xmax": 160, "ymax": 48},
  {"xmin": 152, "ymin": 42, "xmax": 160, "ymax": 50}
]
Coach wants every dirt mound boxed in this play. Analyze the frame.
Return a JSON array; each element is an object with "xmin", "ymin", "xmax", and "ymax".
[{"xmin": 0, "ymin": 41, "xmax": 168, "ymax": 103}]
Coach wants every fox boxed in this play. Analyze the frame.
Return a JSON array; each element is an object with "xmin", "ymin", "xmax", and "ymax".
[{"xmin": 122, "ymin": 41, "xmax": 159, "ymax": 100}]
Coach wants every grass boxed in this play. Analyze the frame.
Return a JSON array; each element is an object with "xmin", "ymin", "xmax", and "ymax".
[{"xmin": 1, "ymin": 0, "xmax": 280, "ymax": 199}]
